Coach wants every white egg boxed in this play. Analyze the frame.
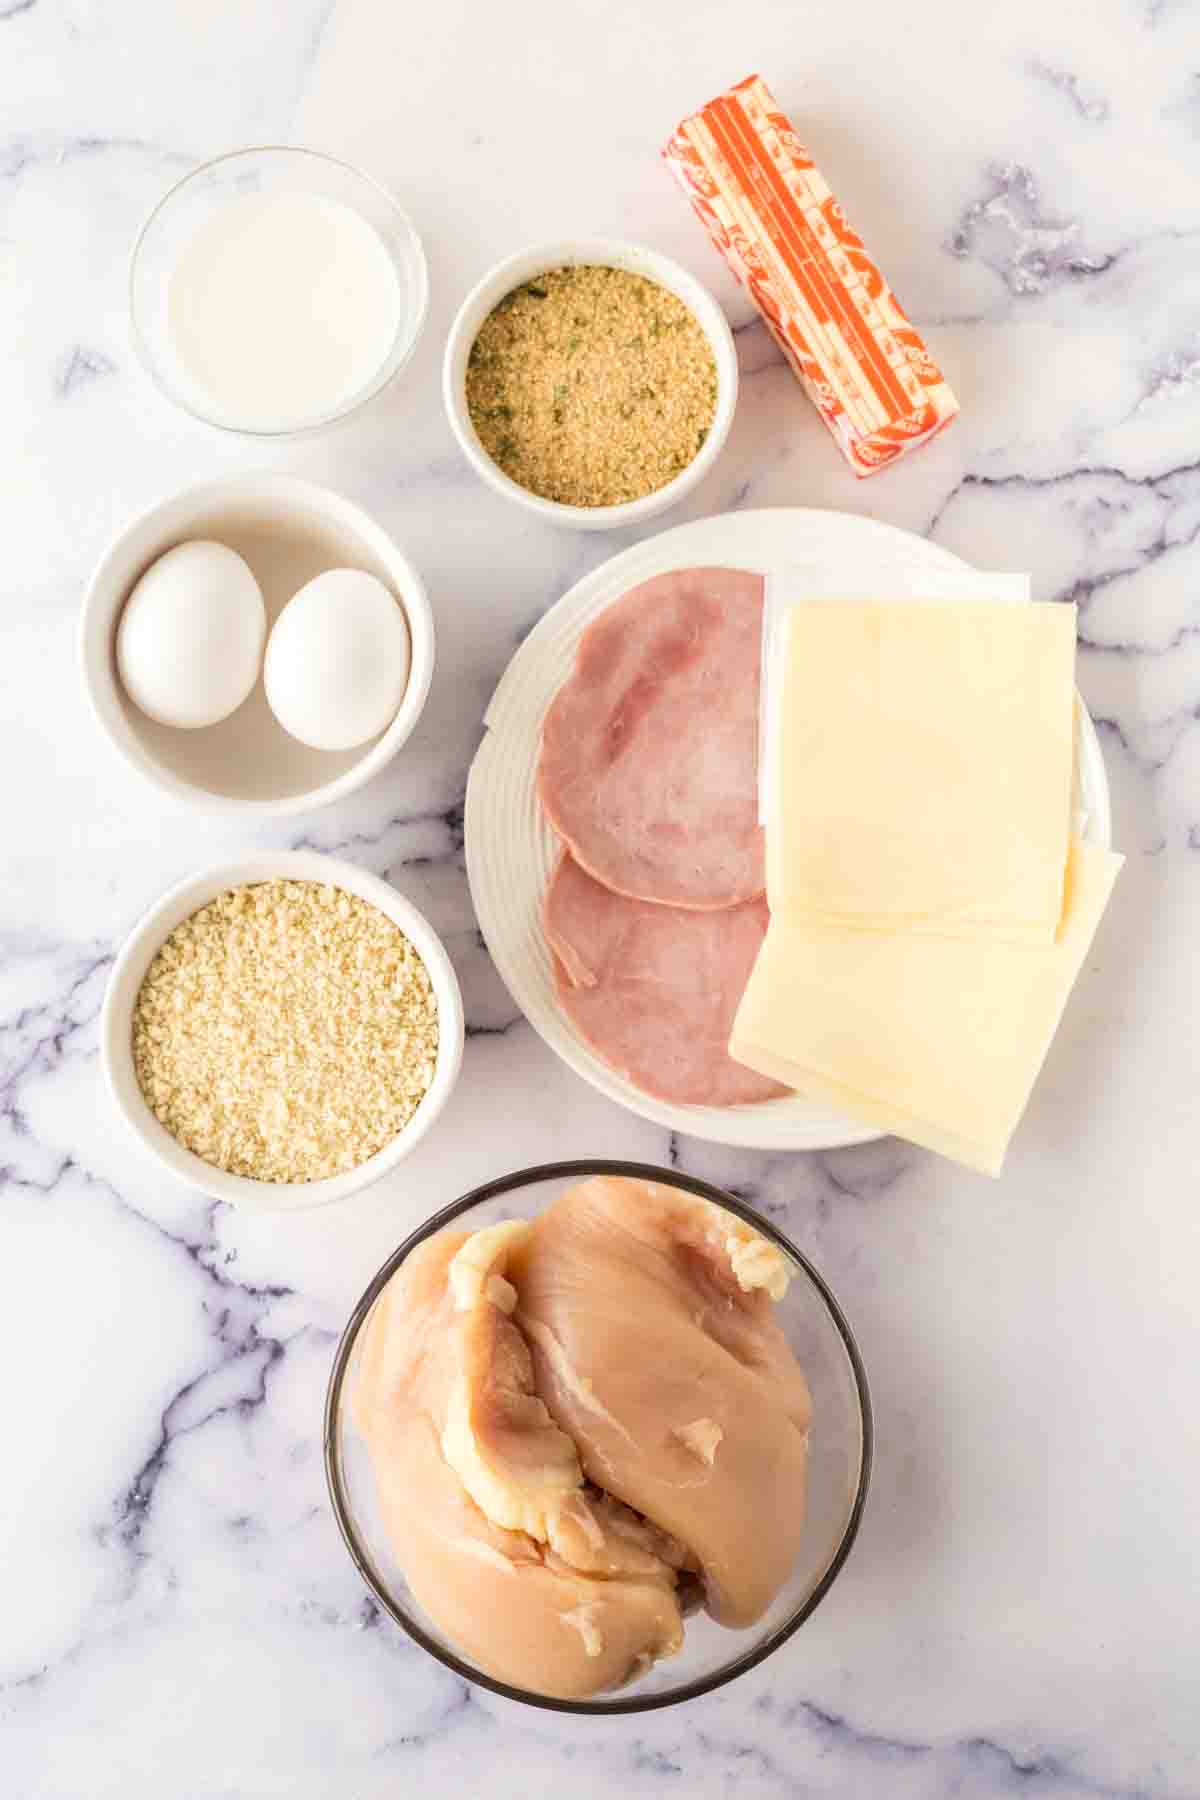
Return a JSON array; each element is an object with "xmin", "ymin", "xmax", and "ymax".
[
  {"xmin": 264, "ymin": 569, "xmax": 410, "ymax": 752},
  {"xmin": 117, "ymin": 540, "xmax": 266, "ymax": 730}
]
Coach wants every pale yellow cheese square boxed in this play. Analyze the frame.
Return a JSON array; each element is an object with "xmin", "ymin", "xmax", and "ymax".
[
  {"xmin": 731, "ymin": 840, "xmax": 1123, "ymax": 1175},
  {"xmin": 767, "ymin": 600, "xmax": 1078, "ymax": 943}
]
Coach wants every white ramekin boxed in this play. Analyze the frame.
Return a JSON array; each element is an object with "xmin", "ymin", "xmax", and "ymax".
[
  {"xmin": 79, "ymin": 474, "xmax": 435, "ymax": 816},
  {"xmin": 443, "ymin": 238, "xmax": 738, "ymax": 532},
  {"xmin": 102, "ymin": 852, "xmax": 465, "ymax": 1211}
]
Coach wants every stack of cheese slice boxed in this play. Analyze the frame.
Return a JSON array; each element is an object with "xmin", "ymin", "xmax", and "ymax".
[{"xmin": 729, "ymin": 600, "xmax": 1123, "ymax": 1175}]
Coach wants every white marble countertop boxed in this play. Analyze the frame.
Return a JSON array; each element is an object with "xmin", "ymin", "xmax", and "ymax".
[{"xmin": 5, "ymin": 0, "xmax": 1200, "ymax": 1793}]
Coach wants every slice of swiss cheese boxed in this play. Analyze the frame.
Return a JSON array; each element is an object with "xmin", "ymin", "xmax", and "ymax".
[
  {"xmin": 730, "ymin": 839, "xmax": 1123, "ymax": 1176},
  {"xmin": 767, "ymin": 600, "xmax": 1078, "ymax": 944}
]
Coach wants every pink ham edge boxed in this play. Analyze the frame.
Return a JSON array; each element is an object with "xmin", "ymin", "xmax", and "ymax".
[
  {"xmin": 544, "ymin": 850, "xmax": 788, "ymax": 1109},
  {"xmin": 538, "ymin": 567, "xmax": 766, "ymax": 910}
]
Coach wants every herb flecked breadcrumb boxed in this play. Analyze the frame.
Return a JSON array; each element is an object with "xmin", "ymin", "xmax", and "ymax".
[{"xmin": 466, "ymin": 264, "xmax": 718, "ymax": 507}]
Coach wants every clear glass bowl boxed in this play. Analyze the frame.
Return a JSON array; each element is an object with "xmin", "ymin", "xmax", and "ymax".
[
  {"xmin": 129, "ymin": 146, "xmax": 428, "ymax": 436},
  {"xmin": 324, "ymin": 1158, "xmax": 872, "ymax": 1713}
]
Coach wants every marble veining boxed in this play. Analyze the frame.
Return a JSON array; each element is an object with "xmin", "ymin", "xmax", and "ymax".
[
  {"xmin": 949, "ymin": 163, "xmax": 1117, "ymax": 294},
  {"xmin": 3, "ymin": 0, "xmax": 1199, "ymax": 1794}
]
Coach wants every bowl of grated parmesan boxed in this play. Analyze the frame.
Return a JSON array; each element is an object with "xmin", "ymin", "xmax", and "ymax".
[
  {"xmin": 101, "ymin": 852, "xmax": 465, "ymax": 1209},
  {"xmin": 443, "ymin": 239, "xmax": 738, "ymax": 531}
]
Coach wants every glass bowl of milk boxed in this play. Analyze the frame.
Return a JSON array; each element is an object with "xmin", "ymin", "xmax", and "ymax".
[{"xmin": 130, "ymin": 146, "xmax": 428, "ymax": 435}]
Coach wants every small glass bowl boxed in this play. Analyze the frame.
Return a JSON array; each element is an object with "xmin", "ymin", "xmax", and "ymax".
[
  {"xmin": 129, "ymin": 146, "xmax": 428, "ymax": 437},
  {"xmin": 324, "ymin": 1158, "xmax": 872, "ymax": 1713}
]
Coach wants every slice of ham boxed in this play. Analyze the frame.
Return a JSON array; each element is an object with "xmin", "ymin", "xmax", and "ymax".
[
  {"xmin": 545, "ymin": 851, "xmax": 788, "ymax": 1107},
  {"xmin": 538, "ymin": 568, "xmax": 765, "ymax": 910}
]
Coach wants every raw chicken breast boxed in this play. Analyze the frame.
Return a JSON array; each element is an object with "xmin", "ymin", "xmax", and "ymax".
[
  {"xmin": 352, "ymin": 1224, "xmax": 686, "ymax": 1699},
  {"xmin": 510, "ymin": 1178, "xmax": 812, "ymax": 1628}
]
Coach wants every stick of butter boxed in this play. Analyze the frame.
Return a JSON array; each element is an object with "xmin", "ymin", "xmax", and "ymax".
[
  {"xmin": 729, "ymin": 839, "xmax": 1123, "ymax": 1177},
  {"xmin": 663, "ymin": 74, "xmax": 959, "ymax": 476}
]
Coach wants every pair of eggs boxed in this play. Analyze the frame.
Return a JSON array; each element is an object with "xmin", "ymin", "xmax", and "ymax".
[{"xmin": 116, "ymin": 541, "xmax": 410, "ymax": 752}]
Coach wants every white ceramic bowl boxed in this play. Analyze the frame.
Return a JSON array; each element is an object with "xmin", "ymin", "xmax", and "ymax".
[
  {"xmin": 80, "ymin": 474, "xmax": 435, "ymax": 815},
  {"xmin": 102, "ymin": 852, "xmax": 465, "ymax": 1211},
  {"xmin": 443, "ymin": 238, "xmax": 738, "ymax": 532}
]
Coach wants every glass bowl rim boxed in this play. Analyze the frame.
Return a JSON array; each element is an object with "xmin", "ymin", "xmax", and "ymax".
[
  {"xmin": 128, "ymin": 144, "xmax": 430, "ymax": 439},
  {"xmin": 323, "ymin": 1156, "xmax": 874, "ymax": 1714}
]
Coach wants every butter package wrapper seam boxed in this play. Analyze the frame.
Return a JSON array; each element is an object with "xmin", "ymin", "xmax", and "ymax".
[{"xmin": 663, "ymin": 73, "xmax": 959, "ymax": 476}]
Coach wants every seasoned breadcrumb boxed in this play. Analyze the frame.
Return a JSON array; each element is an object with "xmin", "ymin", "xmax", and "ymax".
[
  {"xmin": 132, "ymin": 879, "xmax": 438, "ymax": 1183},
  {"xmin": 466, "ymin": 264, "xmax": 718, "ymax": 507}
]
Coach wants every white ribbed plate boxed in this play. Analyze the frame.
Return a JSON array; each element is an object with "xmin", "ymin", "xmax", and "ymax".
[{"xmin": 465, "ymin": 508, "xmax": 1112, "ymax": 1151}]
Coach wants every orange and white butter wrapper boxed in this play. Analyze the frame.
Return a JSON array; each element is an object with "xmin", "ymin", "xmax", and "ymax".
[{"xmin": 663, "ymin": 75, "xmax": 958, "ymax": 476}]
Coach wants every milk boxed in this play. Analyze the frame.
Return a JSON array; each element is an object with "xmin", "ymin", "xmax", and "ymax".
[{"xmin": 167, "ymin": 190, "xmax": 402, "ymax": 431}]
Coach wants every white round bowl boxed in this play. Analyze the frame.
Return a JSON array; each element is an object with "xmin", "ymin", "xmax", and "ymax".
[
  {"xmin": 102, "ymin": 852, "xmax": 465, "ymax": 1211},
  {"xmin": 80, "ymin": 474, "xmax": 435, "ymax": 815},
  {"xmin": 442, "ymin": 238, "xmax": 738, "ymax": 532}
]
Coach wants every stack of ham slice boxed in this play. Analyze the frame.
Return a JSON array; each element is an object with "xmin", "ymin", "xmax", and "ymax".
[{"xmin": 537, "ymin": 567, "xmax": 788, "ymax": 1107}]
